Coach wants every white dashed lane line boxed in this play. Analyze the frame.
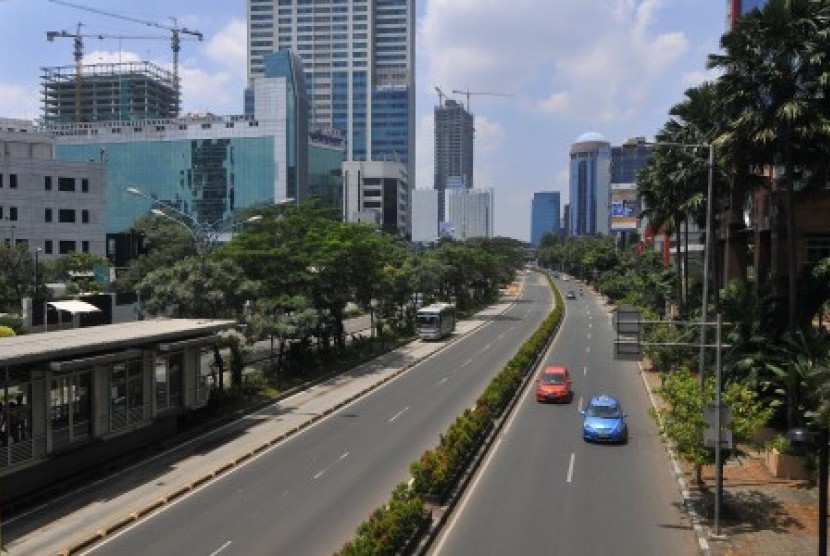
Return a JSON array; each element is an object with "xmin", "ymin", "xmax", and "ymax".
[{"xmin": 388, "ymin": 406, "xmax": 410, "ymax": 423}]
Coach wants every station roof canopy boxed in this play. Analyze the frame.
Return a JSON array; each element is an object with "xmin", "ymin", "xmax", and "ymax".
[
  {"xmin": 47, "ymin": 300, "xmax": 102, "ymax": 314},
  {"xmin": 0, "ymin": 319, "xmax": 236, "ymax": 367}
]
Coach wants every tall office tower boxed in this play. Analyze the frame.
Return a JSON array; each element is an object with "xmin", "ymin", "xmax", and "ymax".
[
  {"xmin": 434, "ymin": 98, "xmax": 474, "ymax": 224},
  {"xmin": 530, "ymin": 192, "xmax": 561, "ymax": 246},
  {"xmin": 247, "ymin": 0, "xmax": 415, "ymax": 184},
  {"xmin": 569, "ymin": 132, "xmax": 611, "ymax": 237},
  {"xmin": 410, "ymin": 188, "xmax": 439, "ymax": 243}
]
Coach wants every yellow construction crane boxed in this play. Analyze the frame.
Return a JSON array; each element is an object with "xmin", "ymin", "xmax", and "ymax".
[
  {"xmin": 47, "ymin": 0, "xmax": 203, "ymax": 115},
  {"xmin": 451, "ymin": 88, "xmax": 514, "ymax": 112}
]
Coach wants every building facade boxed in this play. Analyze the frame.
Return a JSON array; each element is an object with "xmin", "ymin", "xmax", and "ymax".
[
  {"xmin": 569, "ymin": 132, "xmax": 611, "ymax": 236},
  {"xmin": 309, "ymin": 127, "xmax": 346, "ymax": 211},
  {"xmin": 48, "ymin": 64, "xmax": 308, "ymax": 240},
  {"xmin": 610, "ymin": 142, "xmax": 649, "ymax": 236},
  {"xmin": 434, "ymin": 98, "xmax": 474, "ymax": 225},
  {"xmin": 445, "ymin": 188, "xmax": 493, "ymax": 241},
  {"xmin": 410, "ymin": 188, "xmax": 439, "ymax": 243},
  {"xmin": 41, "ymin": 62, "xmax": 179, "ymax": 125},
  {"xmin": 0, "ymin": 121, "xmax": 105, "ymax": 259},
  {"xmin": 530, "ymin": 191, "xmax": 561, "ymax": 246},
  {"xmin": 247, "ymin": 0, "xmax": 415, "ymax": 185},
  {"xmin": 342, "ymin": 160, "xmax": 408, "ymax": 236}
]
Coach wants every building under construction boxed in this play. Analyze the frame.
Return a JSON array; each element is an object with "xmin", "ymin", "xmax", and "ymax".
[{"xmin": 41, "ymin": 61, "xmax": 178, "ymax": 125}]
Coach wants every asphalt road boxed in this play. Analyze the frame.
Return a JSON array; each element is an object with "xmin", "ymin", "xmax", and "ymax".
[
  {"xmin": 85, "ymin": 272, "xmax": 554, "ymax": 555},
  {"xmin": 429, "ymin": 278, "xmax": 700, "ymax": 556}
]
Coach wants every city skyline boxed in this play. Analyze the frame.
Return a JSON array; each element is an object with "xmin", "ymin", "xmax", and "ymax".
[{"xmin": 0, "ymin": 0, "xmax": 726, "ymax": 241}]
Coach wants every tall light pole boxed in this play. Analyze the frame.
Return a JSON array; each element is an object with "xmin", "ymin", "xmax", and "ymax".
[
  {"xmin": 624, "ymin": 137, "xmax": 715, "ymax": 384},
  {"xmin": 627, "ymin": 136, "xmax": 720, "ymax": 533},
  {"xmin": 126, "ymin": 187, "xmax": 272, "ymax": 255}
]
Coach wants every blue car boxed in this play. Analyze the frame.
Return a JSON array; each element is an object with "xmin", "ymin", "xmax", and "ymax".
[{"xmin": 581, "ymin": 394, "xmax": 628, "ymax": 443}]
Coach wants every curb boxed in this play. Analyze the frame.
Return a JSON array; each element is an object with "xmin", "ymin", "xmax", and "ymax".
[
  {"xmin": 56, "ymin": 297, "xmax": 521, "ymax": 555},
  {"xmin": 637, "ymin": 362, "xmax": 712, "ymax": 556}
]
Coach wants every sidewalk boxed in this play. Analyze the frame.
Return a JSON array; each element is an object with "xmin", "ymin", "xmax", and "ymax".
[
  {"xmin": 640, "ymin": 367, "xmax": 821, "ymax": 556},
  {"xmin": 3, "ymin": 291, "xmax": 521, "ymax": 556}
]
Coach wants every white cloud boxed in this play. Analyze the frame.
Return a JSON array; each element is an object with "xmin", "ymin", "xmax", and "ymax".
[
  {"xmin": 206, "ymin": 19, "xmax": 247, "ymax": 76},
  {"xmin": 0, "ymin": 82, "xmax": 38, "ymax": 120}
]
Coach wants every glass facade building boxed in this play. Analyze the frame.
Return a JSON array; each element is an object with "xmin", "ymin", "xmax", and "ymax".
[
  {"xmin": 610, "ymin": 144, "xmax": 649, "ymax": 235},
  {"xmin": 247, "ymin": 0, "xmax": 415, "ymax": 187},
  {"xmin": 569, "ymin": 132, "xmax": 611, "ymax": 236},
  {"xmin": 434, "ymin": 99, "xmax": 474, "ymax": 225},
  {"xmin": 50, "ymin": 55, "xmax": 309, "ymax": 236},
  {"xmin": 530, "ymin": 192, "xmax": 561, "ymax": 246}
]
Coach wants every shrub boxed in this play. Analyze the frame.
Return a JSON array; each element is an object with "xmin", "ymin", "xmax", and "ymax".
[{"xmin": 0, "ymin": 325, "xmax": 16, "ymax": 337}]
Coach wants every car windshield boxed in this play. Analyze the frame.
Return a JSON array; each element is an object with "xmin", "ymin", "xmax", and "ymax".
[
  {"xmin": 587, "ymin": 404, "xmax": 620, "ymax": 418},
  {"xmin": 541, "ymin": 374, "xmax": 566, "ymax": 385}
]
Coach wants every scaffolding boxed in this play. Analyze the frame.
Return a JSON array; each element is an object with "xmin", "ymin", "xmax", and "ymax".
[{"xmin": 41, "ymin": 61, "xmax": 178, "ymax": 124}]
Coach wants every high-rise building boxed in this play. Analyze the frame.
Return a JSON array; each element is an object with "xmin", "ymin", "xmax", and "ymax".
[
  {"xmin": 569, "ymin": 132, "xmax": 611, "ymax": 236},
  {"xmin": 530, "ymin": 192, "xmax": 560, "ymax": 246},
  {"xmin": 434, "ymin": 98, "xmax": 474, "ymax": 224},
  {"xmin": 445, "ymin": 188, "xmax": 493, "ymax": 241},
  {"xmin": 246, "ymin": 0, "xmax": 415, "ymax": 185}
]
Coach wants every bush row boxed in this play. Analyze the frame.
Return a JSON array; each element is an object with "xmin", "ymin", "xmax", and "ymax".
[{"xmin": 336, "ymin": 274, "xmax": 563, "ymax": 555}]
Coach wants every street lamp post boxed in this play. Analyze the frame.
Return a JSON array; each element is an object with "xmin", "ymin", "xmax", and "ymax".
[
  {"xmin": 127, "ymin": 187, "xmax": 270, "ymax": 255},
  {"xmin": 626, "ymin": 136, "xmax": 720, "ymax": 529},
  {"xmin": 624, "ymin": 138, "xmax": 715, "ymax": 384}
]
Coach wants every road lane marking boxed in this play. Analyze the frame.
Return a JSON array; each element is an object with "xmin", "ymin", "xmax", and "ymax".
[
  {"xmin": 586, "ymin": 346, "xmax": 590, "ymax": 354},
  {"xmin": 388, "ymin": 406, "xmax": 410, "ymax": 423},
  {"xmin": 567, "ymin": 453, "xmax": 576, "ymax": 483},
  {"xmin": 483, "ymin": 342, "xmax": 493, "ymax": 351},
  {"xmin": 461, "ymin": 358, "xmax": 472, "ymax": 367},
  {"xmin": 313, "ymin": 452, "xmax": 350, "ymax": 480},
  {"xmin": 587, "ymin": 332, "xmax": 591, "ymax": 341},
  {"xmin": 210, "ymin": 541, "xmax": 232, "ymax": 555},
  {"xmin": 435, "ymin": 377, "xmax": 449, "ymax": 387},
  {"xmin": 583, "ymin": 366, "xmax": 588, "ymax": 376},
  {"xmin": 578, "ymin": 397, "xmax": 584, "ymax": 411}
]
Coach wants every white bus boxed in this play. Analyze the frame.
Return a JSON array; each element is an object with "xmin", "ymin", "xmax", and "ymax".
[{"xmin": 416, "ymin": 303, "xmax": 456, "ymax": 340}]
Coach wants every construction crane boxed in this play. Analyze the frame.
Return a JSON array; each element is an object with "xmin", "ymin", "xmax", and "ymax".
[
  {"xmin": 47, "ymin": 26, "xmax": 192, "ymax": 120},
  {"xmin": 434, "ymin": 85, "xmax": 448, "ymax": 106},
  {"xmin": 47, "ymin": 0, "xmax": 203, "ymax": 115},
  {"xmin": 451, "ymin": 88, "xmax": 514, "ymax": 112}
]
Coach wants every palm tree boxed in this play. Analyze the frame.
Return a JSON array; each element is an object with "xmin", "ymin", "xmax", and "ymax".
[{"xmin": 709, "ymin": 0, "xmax": 830, "ymax": 332}]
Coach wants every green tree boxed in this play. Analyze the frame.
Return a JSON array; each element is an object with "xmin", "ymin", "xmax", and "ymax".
[{"xmin": 137, "ymin": 258, "xmax": 258, "ymax": 320}]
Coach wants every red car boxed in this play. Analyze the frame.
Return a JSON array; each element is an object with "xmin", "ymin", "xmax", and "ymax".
[{"xmin": 535, "ymin": 365, "xmax": 573, "ymax": 403}]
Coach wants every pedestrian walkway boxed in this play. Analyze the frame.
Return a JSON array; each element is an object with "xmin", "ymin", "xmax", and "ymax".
[{"xmin": 3, "ymin": 291, "xmax": 521, "ymax": 556}]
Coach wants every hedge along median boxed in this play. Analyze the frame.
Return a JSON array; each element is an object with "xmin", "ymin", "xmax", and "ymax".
[{"xmin": 337, "ymin": 274, "xmax": 564, "ymax": 555}]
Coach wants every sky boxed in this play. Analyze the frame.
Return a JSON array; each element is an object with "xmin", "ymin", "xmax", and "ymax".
[{"xmin": 0, "ymin": 0, "xmax": 727, "ymax": 242}]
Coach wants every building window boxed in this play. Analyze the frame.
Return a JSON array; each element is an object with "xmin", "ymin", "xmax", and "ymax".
[
  {"xmin": 58, "ymin": 177, "xmax": 75, "ymax": 192},
  {"xmin": 45, "ymin": 208, "xmax": 52, "ymax": 223},
  {"xmin": 45, "ymin": 176, "xmax": 52, "ymax": 190},
  {"xmin": 110, "ymin": 359, "xmax": 146, "ymax": 432},
  {"xmin": 50, "ymin": 371, "xmax": 93, "ymax": 449},
  {"xmin": 155, "ymin": 352, "xmax": 184, "ymax": 412},
  {"xmin": 9, "ymin": 207, "xmax": 17, "ymax": 221},
  {"xmin": 59, "ymin": 240, "xmax": 76, "ymax": 254},
  {"xmin": 9, "ymin": 174, "xmax": 17, "ymax": 189},
  {"xmin": 81, "ymin": 240, "xmax": 89, "ymax": 253},
  {"xmin": 0, "ymin": 174, "xmax": 3, "ymax": 188},
  {"xmin": 45, "ymin": 240, "xmax": 53, "ymax": 254},
  {"xmin": 58, "ymin": 209, "xmax": 76, "ymax": 223},
  {"xmin": 81, "ymin": 179, "xmax": 89, "ymax": 193},
  {"xmin": 81, "ymin": 209, "xmax": 89, "ymax": 223}
]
